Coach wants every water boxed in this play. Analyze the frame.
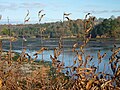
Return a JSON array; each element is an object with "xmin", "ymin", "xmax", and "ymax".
[{"xmin": 2, "ymin": 38, "xmax": 120, "ymax": 73}]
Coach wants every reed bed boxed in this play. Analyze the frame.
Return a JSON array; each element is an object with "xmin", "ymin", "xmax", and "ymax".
[{"xmin": 0, "ymin": 13, "xmax": 120, "ymax": 90}]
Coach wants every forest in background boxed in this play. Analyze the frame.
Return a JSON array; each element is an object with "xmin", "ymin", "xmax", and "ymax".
[{"xmin": 0, "ymin": 15, "xmax": 120, "ymax": 38}]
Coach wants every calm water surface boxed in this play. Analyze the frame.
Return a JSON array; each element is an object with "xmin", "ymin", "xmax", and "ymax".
[{"xmin": 3, "ymin": 38, "xmax": 120, "ymax": 73}]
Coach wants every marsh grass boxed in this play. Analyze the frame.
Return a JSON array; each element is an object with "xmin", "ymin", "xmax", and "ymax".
[{"xmin": 0, "ymin": 13, "xmax": 120, "ymax": 90}]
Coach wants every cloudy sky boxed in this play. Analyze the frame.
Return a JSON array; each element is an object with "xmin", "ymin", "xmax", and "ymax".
[{"xmin": 0, "ymin": 0, "xmax": 120, "ymax": 24}]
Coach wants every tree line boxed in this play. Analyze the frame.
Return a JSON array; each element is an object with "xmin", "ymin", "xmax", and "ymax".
[
  {"xmin": 0, "ymin": 15, "xmax": 120, "ymax": 38},
  {"xmin": 91, "ymin": 16, "xmax": 120, "ymax": 38}
]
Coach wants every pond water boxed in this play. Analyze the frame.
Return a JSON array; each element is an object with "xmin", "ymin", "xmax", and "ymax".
[{"xmin": 2, "ymin": 38, "xmax": 120, "ymax": 73}]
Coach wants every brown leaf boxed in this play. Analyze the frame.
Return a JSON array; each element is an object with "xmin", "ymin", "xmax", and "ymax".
[
  {"xmin": 86, "ymin": 79, "xmax": 94, "ymax": 90},
  {"xmin": 36, "ymin": 47, "xmax": 47, "ymax": 54},
  {"xmin": 78, "ymin": 54, "xmax": 82, "ymax": 61},
  {"xmin": 0, "ymin": 79, "xmax": 2, "ymax": 89}
]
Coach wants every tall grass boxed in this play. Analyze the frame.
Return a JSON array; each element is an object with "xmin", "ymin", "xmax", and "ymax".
[{"xmin": 0, "ymin": 13, "xmax": 120, "ymax": 90}]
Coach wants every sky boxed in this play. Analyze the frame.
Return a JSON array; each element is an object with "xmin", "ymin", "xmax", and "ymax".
[{"xmin": 0, "ymin": 0, "xmax": 120, "ymax": 24}]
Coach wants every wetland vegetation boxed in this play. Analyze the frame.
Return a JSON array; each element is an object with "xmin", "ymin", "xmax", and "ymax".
[{"xmin": 0, "ymin": 12, "xmax": 120, "ymax": 90}]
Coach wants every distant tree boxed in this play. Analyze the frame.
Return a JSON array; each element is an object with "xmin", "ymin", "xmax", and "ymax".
[
  {"xmin": 98, "ymin": 18, "xmax": 104, "ymax": 23},
  {"xmin": 1, "ymin": 27, "xmax": 9, "ymax": 35},
  {"xmin": 91, "ymin": 16, "xmax": 120, "ymax": 38},
  {"xmin": 110, "ymin": 15, "xmax": 115, "ymax": 20}
]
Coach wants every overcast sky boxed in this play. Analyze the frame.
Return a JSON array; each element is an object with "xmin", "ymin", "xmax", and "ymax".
[{"xmin": 0, "ymin": 0, "xmax": 120, "ymax": 24}]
